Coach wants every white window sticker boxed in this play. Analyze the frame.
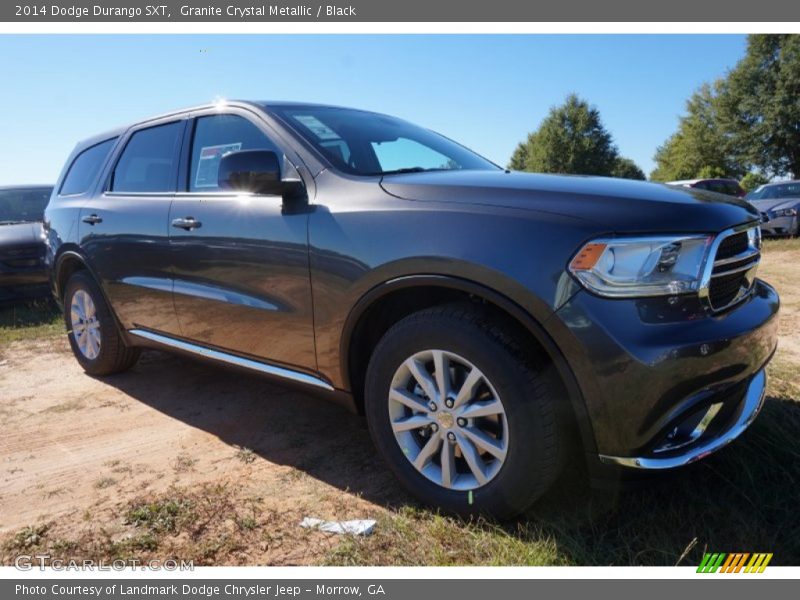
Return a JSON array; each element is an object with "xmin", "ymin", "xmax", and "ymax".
[
  {"xmin": 293, "ymin": 115, "xmax": 341, "ymax": 140},
  {"xmin": 194, "ymin": 142, "xmax": 242, "ymax": 188}
]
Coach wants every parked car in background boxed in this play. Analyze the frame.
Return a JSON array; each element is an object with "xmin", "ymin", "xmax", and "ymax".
[
  {"xmin": 0, "ymin": 185, "xmax": 53, "ymax": 303},
  {"xmin": 745, "ymin": 180, "xmax": 800, "ymax": 237},
  {"xmin": 44, "ymin": 102, "xmax": 778, "ymax": 518},
  {"xmin": 667, "ymin": 178, "xmax": 746, "ymax": 197}
]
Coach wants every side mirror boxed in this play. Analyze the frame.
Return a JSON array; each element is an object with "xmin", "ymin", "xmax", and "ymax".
[{"xmin": 218, "ymin": 150, "xmax": 284, "ymax": 196}]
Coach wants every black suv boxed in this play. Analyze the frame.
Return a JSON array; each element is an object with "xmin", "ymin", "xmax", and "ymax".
[
  {"xmin": 1, "ymin": 185, "xmax": 53, "ymax": 303},
  {"xmin": 44, "ymin": 102, "xmax": 779, "ymax": 517}
]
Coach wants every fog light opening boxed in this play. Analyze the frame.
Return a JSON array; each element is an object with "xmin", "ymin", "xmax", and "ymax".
[{"xmin": 653, "ymin": 401, "xmax": 724, "ymax": 454}]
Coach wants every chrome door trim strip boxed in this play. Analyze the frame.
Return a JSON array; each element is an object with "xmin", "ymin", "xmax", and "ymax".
[{"xmin": 128, "ymin": 328, "xmax": 334, "ymax": 391}]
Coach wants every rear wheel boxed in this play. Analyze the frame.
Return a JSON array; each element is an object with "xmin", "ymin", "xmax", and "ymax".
[
  {"xmin": 63, "ymin": 271, "xmax": 140, "ymax": 375},
  {"xmin": 364, "ymin": 304, "xmax": 562, "ymax": 519}
]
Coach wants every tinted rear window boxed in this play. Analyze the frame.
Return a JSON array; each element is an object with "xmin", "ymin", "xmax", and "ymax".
[
  {"xmin": 111, "ymin": 122, "xmax": 183, "ymax": 193},
  {"xmin": 59, "ymin": 138, "xmax": 116, "ymax": 196}
]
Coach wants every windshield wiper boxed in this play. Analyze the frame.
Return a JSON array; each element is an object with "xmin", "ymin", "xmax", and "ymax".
[
  {"xmin": 0, "ymin": 220, "xmax": 29, "ymax": 225},
  {"xmin": 368, "ymin": 167, "xmax": 451, "ymax": 176}
]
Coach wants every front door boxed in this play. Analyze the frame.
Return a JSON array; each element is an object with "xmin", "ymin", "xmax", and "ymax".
[{"xmin": 168, "ymin": 111, "xmax": 316, "ymax": 370}]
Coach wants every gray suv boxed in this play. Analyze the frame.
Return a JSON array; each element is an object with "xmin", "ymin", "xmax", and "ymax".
[{"xmin": 44, "ymin": 102, "xmax": 779, "ymax": 517}]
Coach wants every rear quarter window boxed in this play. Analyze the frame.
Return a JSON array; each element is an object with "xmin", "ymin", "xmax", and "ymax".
[
  {"xmin": 111, "ymin": 122, "xmax": 183, "ymax": 193},
  {"xmin": 59, "ymin": 138, "xmax": 117, "ymax": 196}
]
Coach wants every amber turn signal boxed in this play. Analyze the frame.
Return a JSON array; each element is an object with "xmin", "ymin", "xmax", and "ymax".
[{"xmin": 570, "ymin": 243, "xmax": 607, "ymax": 271}]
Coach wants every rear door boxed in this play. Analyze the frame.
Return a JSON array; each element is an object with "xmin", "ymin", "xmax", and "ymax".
[
  {"xmin": 78, "ymin": 118, "xmax": 186, "ymax": 335},
  {"xmin": 168, "ymin": 108, "xmax": 316, "ymax": 369}
]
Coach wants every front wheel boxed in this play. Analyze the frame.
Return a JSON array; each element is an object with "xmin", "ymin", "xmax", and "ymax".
[
  {"xmin": 364, "ymin": 304, "xmax": 562, "ymax": 519},
  {"xmin": 63, "ymin": 271, "xmax": 140, "ymax": 375}
]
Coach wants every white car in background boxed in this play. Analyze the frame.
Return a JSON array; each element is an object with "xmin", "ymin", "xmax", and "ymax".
[{"xmin": 746, "ymin": 181, "xmax": 800, "ymax": 238}]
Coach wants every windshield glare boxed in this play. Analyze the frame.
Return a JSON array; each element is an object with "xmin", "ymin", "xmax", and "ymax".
[
  {"xmin": 0, "ymin": 188, "xmax": 51, "ymax": 224},
  {"xmin": 272, "ymin": 106, "xmax": 500, "ymax": 176},
  {"xmin": 747, "ymin": 182, "xmax": 800, "ymax": 201}
]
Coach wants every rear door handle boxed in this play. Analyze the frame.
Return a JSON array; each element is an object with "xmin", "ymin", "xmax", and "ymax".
[
  {"xmin": 82, "ymin": 214, "xmax": 102, "ymax": 225},
  {"xmin": 171, "ymin": 217, "xmax": 202, "ymax": 231}
]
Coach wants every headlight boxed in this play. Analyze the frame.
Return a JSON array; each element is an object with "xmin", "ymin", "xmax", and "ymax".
[
  {"xmin": 569, "ymin": 235, "xmax": 712, "ymax": 298},
  {"xmin": 774, "ymin": 207, "xmax": 798, "ymax": 218}
]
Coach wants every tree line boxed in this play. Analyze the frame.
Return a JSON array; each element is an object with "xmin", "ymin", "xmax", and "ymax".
[{"xmin": 508, "ymin": 35, "xmax": 799, "ymax": 190}]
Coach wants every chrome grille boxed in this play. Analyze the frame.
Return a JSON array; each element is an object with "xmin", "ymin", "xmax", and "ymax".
[{"xmin": 704, "ymin": 225, "xmax": 761, "ymax": 312}]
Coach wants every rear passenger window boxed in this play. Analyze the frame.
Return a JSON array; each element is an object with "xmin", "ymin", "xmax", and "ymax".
[
  {"xmin": 111, "ymin": 122, "xmax": 183, "ymax": 193},
  {"xmin": 189, "ymin": 115, "xmax": 279, "ymax": 192},
  {"xmin": 59, "ymin": 138, "xmax": 116, "ymax": 196}
]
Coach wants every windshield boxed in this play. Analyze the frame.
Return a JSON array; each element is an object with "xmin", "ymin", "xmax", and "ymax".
[
  {"xmin": 271, "ymin": 106, "xmax": 500, "ymax": 176},
  {"xmin": 746, "ymin": 182, "xmax": 800, "ymax": 201},
  {"xmin": 0, "ymin": 188, "xmax": 52, "ymax": 224}
]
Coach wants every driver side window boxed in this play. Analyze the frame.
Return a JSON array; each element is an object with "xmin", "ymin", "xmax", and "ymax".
[{"xmin": 189, "ymin": 114, "xmax": 280, "ymax": 192}]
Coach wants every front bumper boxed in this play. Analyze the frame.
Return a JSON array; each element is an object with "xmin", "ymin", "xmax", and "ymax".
[
  {"xmin": 598, "ymin": 367, "xmax": 766, "ymax": 469},
  {"xmin": 548, "ymin": 278, "xmax": 779, "ymax": 468}
]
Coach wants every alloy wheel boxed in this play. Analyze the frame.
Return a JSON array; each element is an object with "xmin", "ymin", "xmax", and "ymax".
[
  {"xmin": 70, "ymin": 289, "xmax": 101, "ymax": 360},
  {"xmin": 387, "ymin": 349, "xmax": 509, "ymax": 491}
]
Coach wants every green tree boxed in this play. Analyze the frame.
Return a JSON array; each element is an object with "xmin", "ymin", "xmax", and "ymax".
[
  {"xmin": 718, "ymin": 35, "xmax": 800, "ymax": 178},
  {"xmin": 507, "ymin": 140, "xmax": 529, "ymax": 171},
  {"xmin": 611, "ymin": 157, "xmax": 646, "ymax": 180},
  {"xmin": 697, "ymin": 165, "xmax": 728, "ymax": 179},
  {"xmin": 509, "ymin": 94, "xmax": 619, "ymax": 176},
  {"xmin": 650, "ymin": 82, "xmax": 743, "ymax": 182},
  {"xmin": 740, "ymin": 172, "xmax": 770, "ymax": 193}
]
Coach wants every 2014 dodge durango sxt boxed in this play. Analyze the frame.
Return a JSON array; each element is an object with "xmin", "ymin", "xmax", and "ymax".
[{"xmin": 44, "ymin": 102, "xmax": 779, "ymax": 518}]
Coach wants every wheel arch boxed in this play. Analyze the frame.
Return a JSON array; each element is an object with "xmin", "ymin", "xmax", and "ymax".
[
  {"xmin": 54, "ymin": 249, "xmax": 133, "ymax": 344},
  {"xmin": 54, "ymin": 248, "xmax": 94, "ymax": 302},
  {"xmin": 340, "ymin": 274, "xmax": 598, "ymax": 456}
]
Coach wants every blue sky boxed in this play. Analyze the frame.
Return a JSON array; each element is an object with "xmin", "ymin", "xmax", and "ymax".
[{"xmin": 0, "ymin": 34, "xmax": 747, "ymax": 183}]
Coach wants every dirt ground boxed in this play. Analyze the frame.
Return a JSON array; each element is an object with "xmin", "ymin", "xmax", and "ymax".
[
  {"xmin": 0, "ymin": 337, "xmax": 408, "ymax": 564},
  {"xmin": 0, "ymin": 240, "xmax": 798, "ymax": 565}
]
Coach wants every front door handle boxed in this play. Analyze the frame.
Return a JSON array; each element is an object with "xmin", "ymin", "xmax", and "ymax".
[
  {"xmin": 171, "ymin": 217, "xmax": 202, "ymax": 231},
  {"xmin": 82, "ymin": 214, "xmax": 102, "ymax": 225}
]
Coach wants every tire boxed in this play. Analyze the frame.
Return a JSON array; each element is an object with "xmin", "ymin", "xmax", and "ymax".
[
  {"xmin": 364, "ymin": 303, "xmax": 562, "ymax": 519},
  {"xmin": 63, "ymin": 271, "xmax": 140, "ymax": 375}
]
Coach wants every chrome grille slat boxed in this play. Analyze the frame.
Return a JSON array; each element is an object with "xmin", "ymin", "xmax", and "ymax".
[
  {"xmin": 699, "ymin": 223, "xmax": 761, "ymax": 312},
  {"xmin": 712, "ymin": 247, "xmax": 760, "ymax": 268},
  {"xmin": 710, "ymin": 261, "xmax": 760, "ymax": 279}
]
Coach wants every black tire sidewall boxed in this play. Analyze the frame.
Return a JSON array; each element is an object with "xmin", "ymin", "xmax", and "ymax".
[{"xmin": 365, "ymin": 310, "xmax": 558, "ymax": 518}]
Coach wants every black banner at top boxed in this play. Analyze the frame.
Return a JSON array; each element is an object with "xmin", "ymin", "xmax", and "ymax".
[{"xmin": 3, "ymin": 0, "xmax": 800, "ymax": 22}]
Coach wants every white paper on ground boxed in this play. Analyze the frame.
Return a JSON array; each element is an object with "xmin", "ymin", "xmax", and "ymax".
[{"xmin": 300, "ymin": 517, "xmax": 376, "ymax": 536}]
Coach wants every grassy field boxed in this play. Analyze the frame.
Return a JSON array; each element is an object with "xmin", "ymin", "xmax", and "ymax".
[
  {"xmin": 1, "ymin": 239, "xmax": 798, "ymax": 566},
  {"xmin": 0, "ymin": 298, "xmax": 61, "ymax": 346}
]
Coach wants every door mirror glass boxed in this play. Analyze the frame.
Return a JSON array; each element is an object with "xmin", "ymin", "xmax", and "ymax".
[{"xmin": 217, "ymin": 150, "xmax": 282, "ymax": 195}]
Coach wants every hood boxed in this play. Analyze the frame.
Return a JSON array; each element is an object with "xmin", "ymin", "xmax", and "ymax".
[
  {"xmin": 748, "ymin": 197, "xmax": 800, "ymax": 213},
  {"xmin": 0, "ymin": 221, "xmax": 45, "ymax": 248},
  {"xmin": 380, "ymin": 171, "xmax": 759, "ymax": 234}
]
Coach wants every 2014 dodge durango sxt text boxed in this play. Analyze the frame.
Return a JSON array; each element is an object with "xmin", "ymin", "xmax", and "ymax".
[{"xmin": 44, "ymin": 101, "xmax": 779, "ymax": 517}]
